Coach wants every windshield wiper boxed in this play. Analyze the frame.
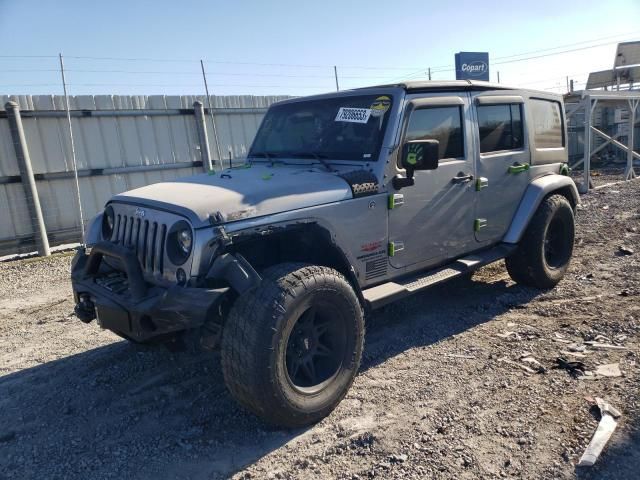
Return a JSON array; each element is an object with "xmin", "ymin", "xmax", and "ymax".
[{"xmin": 289, "ymin": 152, "xmax": 334, "ymax": 172}]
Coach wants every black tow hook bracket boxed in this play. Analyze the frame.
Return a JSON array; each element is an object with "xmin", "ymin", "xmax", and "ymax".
[{"xmin": 74, "ymin": 294, "xmax": 96, "ymax": 323}]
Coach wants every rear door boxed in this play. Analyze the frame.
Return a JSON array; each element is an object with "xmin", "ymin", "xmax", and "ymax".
[{"xmin": 472, "ymin": 93, "xmax": 531, "ymax": 244}]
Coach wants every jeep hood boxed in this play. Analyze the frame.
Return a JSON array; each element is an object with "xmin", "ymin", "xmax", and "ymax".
[{"xmin": 112, "ymin": 164, "xmax": 354, "ymax": 228}]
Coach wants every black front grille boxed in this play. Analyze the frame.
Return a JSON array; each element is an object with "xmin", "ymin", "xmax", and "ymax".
[{"xmin": 110, "ymin": 214, "xmax": 167, "ymax": 276}]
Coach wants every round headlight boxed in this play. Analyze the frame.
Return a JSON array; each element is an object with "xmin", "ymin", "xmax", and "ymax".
[
  {"xmin": 177, "ymin": 228, "xmax": 192, "ymax": 255},
  {"xmin": 167, "ymin": 220, "xmax": 193, "ymax": 265},
  {"xmin": 102, "ymin": 205, "xmax": 115, "ymax": 240}
]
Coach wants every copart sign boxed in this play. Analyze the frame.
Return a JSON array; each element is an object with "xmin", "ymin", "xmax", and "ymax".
[{"xmin": 455, "ymin": 52, "xmax": 490, "ymax": 81}]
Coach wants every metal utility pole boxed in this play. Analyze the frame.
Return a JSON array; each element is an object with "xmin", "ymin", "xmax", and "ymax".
[
  {"xmin": 428, "ymin": 68, "xmax": 432, "ymax": 80},
  {"xmin": 59, "ymin": 53, "xmax": 85, "ymax": 244},
  {"xmin": 334, "ymin": 66, "xmax": 339, "ymax": 91},
  {"xmin": 566, "ymin": 76, "xmax": 570, "ymax": 93},
  {"xmin": 200, "ymin": 60, "xmax": 223, "ymax": 168},
  {"xmin": 5, "ymin": 101, "xmax": 50, "ymax": 256},
  {"xmin": 497, "ymin": 71, "xmax": 500, "ymax": 83}
]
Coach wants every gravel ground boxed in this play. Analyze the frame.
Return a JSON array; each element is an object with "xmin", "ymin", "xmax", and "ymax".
[
  {"xmin": 1, "ymin": 180, "xmax": 640, "ymax": 480},
  {"xmin": 570, "ymin": 165, "xmax": 632, "ymax": 188}
]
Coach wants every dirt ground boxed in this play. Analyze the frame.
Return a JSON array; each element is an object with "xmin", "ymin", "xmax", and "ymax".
[{"xmin": 1, "ymin": 180, "xmax": 640, "ymax": 480}]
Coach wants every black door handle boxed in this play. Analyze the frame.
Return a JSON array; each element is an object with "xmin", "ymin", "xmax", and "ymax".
[{"xmin": 452, "ymin": 173, "xmax": 474, "ymax": 184}]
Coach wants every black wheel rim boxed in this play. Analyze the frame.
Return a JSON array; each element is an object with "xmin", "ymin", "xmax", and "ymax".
[
  {"xmin": 544, "ymin": 217, "xmax": 568, "ymax": 269},
  {"xmin": 285, "ymin": 303, "xmax": 346, "ymax": 394}
]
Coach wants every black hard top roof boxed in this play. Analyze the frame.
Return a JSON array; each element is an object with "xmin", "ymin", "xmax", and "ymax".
[{"xmin": 356, "ymin": 80, "xmax": 512, "ymax": 92}]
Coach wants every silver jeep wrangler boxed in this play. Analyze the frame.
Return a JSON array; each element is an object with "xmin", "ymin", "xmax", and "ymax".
[{"xmin": 72, "ymin": 81, "xmax": 578, "ymax": 427}]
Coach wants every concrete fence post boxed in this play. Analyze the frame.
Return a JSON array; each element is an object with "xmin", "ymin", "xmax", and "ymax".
[
  {"xmin": 5, "ymin": 101, "xmax": 51, "ymax": 257},
  {"xmin": 193, "ymin": 101, "xmax": 213, "ymax": 172}
]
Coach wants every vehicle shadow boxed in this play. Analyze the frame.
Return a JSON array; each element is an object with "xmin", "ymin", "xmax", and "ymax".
[
  {"xmin": 361, "ymin": 272, "xmax": 540, "ymax": 373},
  {"xmin": 0, "ymin": 272, "xmax": 541, "ymax": 480}
]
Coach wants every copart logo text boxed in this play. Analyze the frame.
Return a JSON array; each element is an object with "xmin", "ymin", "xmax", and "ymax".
[{"xmin": 462, "ymin": 61, "xmax": 488, "ymax": 75}]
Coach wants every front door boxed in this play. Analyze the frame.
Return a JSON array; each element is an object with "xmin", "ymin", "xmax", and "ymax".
[
  {"xmin": 472, "ymin": 92, "xmax": 531, "ymax": 244},
  {"xmin": 388, "ymin": 94, "xmax": 476, "ymax": 271}
]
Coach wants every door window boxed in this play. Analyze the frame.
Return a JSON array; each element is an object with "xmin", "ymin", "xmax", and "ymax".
[
  {"xmin": 530, "ymin": 99, "xmax": 564, "ymax": 148},
  {"xmin": 405, "ymin": 106, "xmax": 464, "ymax": 160},
  {"xmin": 477, "ymin": 104, "xmax": 523, "ymax": 153}
]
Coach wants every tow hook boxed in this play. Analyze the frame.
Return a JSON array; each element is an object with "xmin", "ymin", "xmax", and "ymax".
[{"xmin": 74, "ymin": 294, "xmax": 96, "ymax": 323}]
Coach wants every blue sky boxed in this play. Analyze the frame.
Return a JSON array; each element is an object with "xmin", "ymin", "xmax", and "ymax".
[{"xmin": 1, "ymin": 0, "xmax": 639, "ymax": 97}]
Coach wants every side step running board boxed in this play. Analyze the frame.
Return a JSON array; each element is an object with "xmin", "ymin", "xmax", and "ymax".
[{"xmin": 362, "ymin": 243, "xmax": 516, "ymax": 310}]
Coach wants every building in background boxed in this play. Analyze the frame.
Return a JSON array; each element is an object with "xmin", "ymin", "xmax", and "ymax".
[{"xmin": 565, "ymin": 41, "xmax": 639, "ymax": 192}]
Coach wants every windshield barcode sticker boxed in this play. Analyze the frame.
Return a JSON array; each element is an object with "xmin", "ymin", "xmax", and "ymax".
[{"xmin": 335, "ymin": 107, "xmax": 371, "ymax": 124}]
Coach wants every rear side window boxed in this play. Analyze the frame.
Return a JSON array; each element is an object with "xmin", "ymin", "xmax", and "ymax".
[
  {"xmin": 477, "ymin": 104, "xmax": 523, "ymax": 153},
  {"xmin": 530, "ymin": 99, "xmax": 564, "ymax": 148},
  {"xmin": 405, "ymin": 106, "xmax": 464, "ymax": 160}
]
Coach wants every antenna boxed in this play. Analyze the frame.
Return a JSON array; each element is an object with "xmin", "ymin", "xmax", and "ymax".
[{"xmin": 59, "ymin": 53, "xmax": 85, "ymax": 243}]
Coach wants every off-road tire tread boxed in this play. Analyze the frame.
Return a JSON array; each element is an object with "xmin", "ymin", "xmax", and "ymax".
[
  {"xmin": 506, "ymin": 194, "xmax": 574, "ymax": 288},
  {"xmin": 221, "ymin": 263, "xmax": 363, "ymax": 427}
]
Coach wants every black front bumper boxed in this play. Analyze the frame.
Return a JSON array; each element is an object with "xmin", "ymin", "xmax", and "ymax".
[{"xmin": 71, "ymin": 242, "xmax": 228, "ymax": 342}]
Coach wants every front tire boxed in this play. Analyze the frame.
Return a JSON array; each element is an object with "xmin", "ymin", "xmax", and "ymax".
[
  {"xmin": 221, "ymin": 263, "xmax": 364, "ymax": 428},
  {"xmin": 506, "ymin": 194, "xmax": 575, "ymax": 288}
]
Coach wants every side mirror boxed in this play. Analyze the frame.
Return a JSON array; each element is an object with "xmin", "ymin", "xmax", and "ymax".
[{"xmin": 401, "ymin": 139, "xmax": 440, "ymax": 177}]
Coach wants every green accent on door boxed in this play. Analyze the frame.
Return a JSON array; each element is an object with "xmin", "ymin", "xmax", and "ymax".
[
  {"xmin": 388, "ymin": 194, "xmax": 395, "ymax": 210},
  {"xmin": 476, "ymin": 177, "xmax": 489, "ymax": 191},
  {"xmin": 474, "ymin": 218, "xmax": 488, "ymax": 232},
  {"xmin": 388, "ymin": 242, "xmax": 395, "ymax": 257},
  {"xmin": 508, "ymin": 163, "xmax": 530, "ymax": 174}
]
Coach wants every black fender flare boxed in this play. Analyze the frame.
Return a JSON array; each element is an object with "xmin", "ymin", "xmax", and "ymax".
[
  {"xmin": 503, "ymin": 174, "xmax": 579, "ymax": 244},
  {"xmin": 206, "ymin": 253, "xmax": 262, "ymax": 295},
  {"xmin": 210, "ymin": 220, "xmax": 364, "ymax": 305}
]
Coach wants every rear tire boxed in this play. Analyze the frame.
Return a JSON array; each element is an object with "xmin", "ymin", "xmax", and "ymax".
[
  {"xmin": 506, "ymin": 194, "xmax": 574, "ymax": 288},
  {"xmin": 221, "ymin": 263, "xmax": 364, "ymax": 428}
]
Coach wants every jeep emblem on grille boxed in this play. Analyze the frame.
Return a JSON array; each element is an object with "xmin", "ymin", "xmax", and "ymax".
[{"xmin": 134, "ymin": 207, "xmax": 146, "ymax": 218}]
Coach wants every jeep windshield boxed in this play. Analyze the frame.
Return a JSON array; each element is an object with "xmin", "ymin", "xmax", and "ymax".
[{"xmin": 249, "ymin": 94, "xmax": 393, "ymax": 162}]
